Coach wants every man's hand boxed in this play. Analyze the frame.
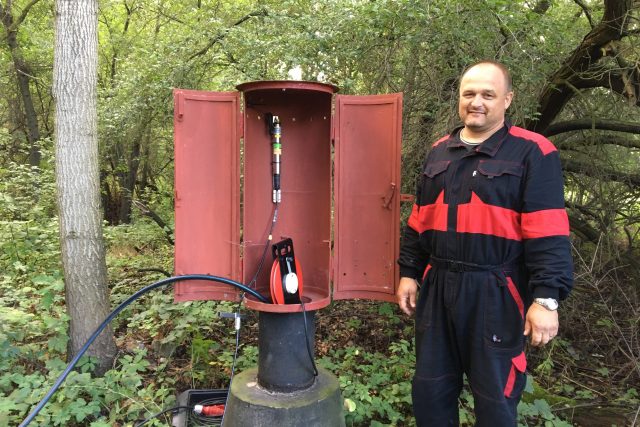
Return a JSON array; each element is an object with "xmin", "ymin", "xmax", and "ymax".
[
  {"xmin": 397, "ymin": 277, "xmax": 418, "ymax": 316},
  {"xmin": 524, "ymin": 303, "xmax": 559, "ymax": 346}
]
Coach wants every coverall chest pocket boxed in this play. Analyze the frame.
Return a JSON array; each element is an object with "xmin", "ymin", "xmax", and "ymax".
[
  {"xmin": 421, "ymin": 160, "xmax": 450, "ymax": 204},
  {"xmin": 472, "ymin": 160, "xmax": 524, "ymax": 207}
]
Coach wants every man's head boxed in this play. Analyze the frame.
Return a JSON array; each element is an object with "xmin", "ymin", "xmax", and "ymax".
[{"xmin": 458, "ymin": 61, "xmax": 513, "ymax": 137}]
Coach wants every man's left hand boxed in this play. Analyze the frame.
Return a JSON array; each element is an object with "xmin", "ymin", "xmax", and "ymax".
[{"xmin": 524, "ymin": 303, "xmax": 559, "ymax": 347}]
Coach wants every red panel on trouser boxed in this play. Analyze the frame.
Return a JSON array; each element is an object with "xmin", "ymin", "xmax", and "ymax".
[
  {"xmin": 521, "ymin": 209, "xmax": 570, "ymax": 239},
  {"xmin": 503, "ymin": 352, "xmax": 527, "ymax": 397},
  {"xmin": 505, "ymin": 276, "xmax": 524, "ymax": 319},
  {"xmin": 457, "ymin": 192, "xmax": 521, "ymax": 240},
  {"xmin": 408, "ymin": 191, "xmax": 448, "ymax": 233},
  {"xmin": 422, "ymin": 264, "xmax": 432, "ymax": 281}
]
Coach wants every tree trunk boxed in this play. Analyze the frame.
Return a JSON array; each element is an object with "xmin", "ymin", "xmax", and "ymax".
[
  {"xmin": 117, "ymin": 137, "xmax": 141, "ymax": 224},
  {"xmin": 1, "ymin": 1, "xmax": 42, "ymax": 167},
  {"xmin": 528, "ymin": 0, "xmax": 634, "ymax": 133},
  {"xmin": 53, "ymin": 0, "xmax": 116, "ymax": 375}
]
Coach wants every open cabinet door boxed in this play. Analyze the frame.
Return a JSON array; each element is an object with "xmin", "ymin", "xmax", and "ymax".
[
  {"xmin": 333, "ymin": 93, "xmax": 402, "ymax": 302},
  {"xmin": 173, "ymin": 89, "xmax": 241, "ymax": 301}
]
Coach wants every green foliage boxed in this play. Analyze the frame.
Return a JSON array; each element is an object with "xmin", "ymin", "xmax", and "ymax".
[{"xmin": 320, "ymin": 340, "xmax": 414, "ymax": 425}]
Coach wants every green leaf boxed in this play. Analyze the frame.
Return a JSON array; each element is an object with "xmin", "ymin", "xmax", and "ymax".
[
  {"xmin": 0, "ymin": 396, "xmax": 18, "ymax": 412},
  {"xmin": 533, "ymin": 399, "xmax": 554, "ymax": 420},
  {"xmin": 344, "ymin": 398, "xmax": 357, "ymax": 412},
  {"xmin": 524, "ymin": 374, "xmax": 534, "ymax": 394}
]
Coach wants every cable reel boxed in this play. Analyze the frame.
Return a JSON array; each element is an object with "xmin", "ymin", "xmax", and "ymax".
[{"xmin": 269, "ymin": 238, "xmax": 303, "ymax": 304}]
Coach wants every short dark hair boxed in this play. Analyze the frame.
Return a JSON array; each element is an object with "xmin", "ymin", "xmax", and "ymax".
[{"xmin": 462, "ymin": 60, "xmax": 512, "ymax": 91}]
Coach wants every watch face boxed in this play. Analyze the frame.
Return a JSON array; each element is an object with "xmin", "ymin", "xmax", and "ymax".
[{"xmin": 536, "ymin": 298, "xmax": 558, "ymax": 310}]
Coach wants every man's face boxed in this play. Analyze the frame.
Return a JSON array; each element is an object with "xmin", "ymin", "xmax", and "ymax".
[{"xmin": 458, "ymin": 64, "xmax": 513, "ymax": 135}]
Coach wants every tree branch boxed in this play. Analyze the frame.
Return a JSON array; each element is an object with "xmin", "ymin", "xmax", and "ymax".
[
  {"xmin": 527, "ymin": 0, "xmax": 635, "ymax": 133},
  {"xmin": 137, "ymin": 267, "xmax": 171, "ymax": 277},
  {"xmin": 8, "ymin": 0, "xmax": 42, "ymax": 32},
  {"xmin": 132, "ymin": 200, "xmax": 174, "ymax": 245},
  {"xmin": 562, "ymin": 158, "xmax": 640, "ymax": 187},
  {"xmin": 545, "ymin": 119, "xmax": 640, "ymax": 137},
  {"xmin": 574, "ymin": 71, "xmax": 640, "ymax": 107},
  {"xmin": 567, "ymin": 210, "xmax": 602, "ymax": 242},
  {"xmin": 556, "ymin": 134, "xmax": 640, "ymax": 150},
  {"xmin": 573, "ymin": 0, "xmax": 595, "ymax": 28},
  {"xmin": 188, "ymin": 9, "xmax": 267, "ymax": 61}
]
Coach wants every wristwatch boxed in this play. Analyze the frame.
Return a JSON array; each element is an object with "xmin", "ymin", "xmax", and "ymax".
[{"xmin": 534, "ymin": 297, "xmax": 559, "ymax": 311}]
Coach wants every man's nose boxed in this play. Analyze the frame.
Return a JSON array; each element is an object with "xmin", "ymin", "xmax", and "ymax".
[{"xmin": 471, "ymin": 95, "xmax": 483, "ymax": 106}]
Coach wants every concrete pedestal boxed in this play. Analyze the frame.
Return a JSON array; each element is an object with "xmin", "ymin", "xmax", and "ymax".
[{"xmin": 222, "ymin": 367, "xmax": 345, "ymax": 427}]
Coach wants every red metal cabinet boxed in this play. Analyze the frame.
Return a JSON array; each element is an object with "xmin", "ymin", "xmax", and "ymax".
[
  {"xmin": 174, "ymin": 90, "xmax": 241, "ymax": 301},
  {"xmin": 333, "ymin": 94, "xmax": 402, "ymax": 302},
  {"xmin": 174, "ymin": 82, "xmax": 402, "ymax": 311}
]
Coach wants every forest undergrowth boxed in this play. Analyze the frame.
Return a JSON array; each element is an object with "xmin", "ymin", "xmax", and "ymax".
[{"xmin": 0, "ymin": 164, "xmax": 638, "ymax": 426}]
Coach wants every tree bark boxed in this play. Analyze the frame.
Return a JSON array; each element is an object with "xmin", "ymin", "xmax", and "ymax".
[{"xmin": 53, "ymin": 0, "xmax": 116, "ymax": 375}]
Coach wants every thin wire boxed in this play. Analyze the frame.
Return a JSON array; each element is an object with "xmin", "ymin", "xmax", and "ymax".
[
  {"xmin": 135, "ymin": 405, "xmax": 192, "ymax": 426},
  {"xmin": 219, "ymin": 203, "xmax": 280, "ymax": 424},
  {"xmin": 220, "ymin": 299, "xmax": 242, "ymax": 427},
  {"xmin": 248, "ymin": 202, "xmax": 279, "ymax": 290}
]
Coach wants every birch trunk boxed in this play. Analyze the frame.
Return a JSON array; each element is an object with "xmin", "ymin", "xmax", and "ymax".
[{"xmin": 53, "ymin": 0, "xmax": 116, "ymax": 374}]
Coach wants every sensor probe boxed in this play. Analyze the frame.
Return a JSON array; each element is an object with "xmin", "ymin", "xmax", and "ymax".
[{"xmin": 269, "ymin": 115, "xmax": 281, "ymax": 203}]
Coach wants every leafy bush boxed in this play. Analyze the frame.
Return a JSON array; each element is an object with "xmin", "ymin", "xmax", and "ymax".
[{"xmin": 320, "ymin": 340, "xmax": 414, "ymax": 426}]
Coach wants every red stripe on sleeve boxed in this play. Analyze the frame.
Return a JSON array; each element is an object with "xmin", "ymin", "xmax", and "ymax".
[
  {"xmin": 509, "ymin": 126, "xmax": 557, "ymax": 155},
  {"xmin": 521, "ymin": 209, "xmax": 570, "ymax": 239},
  {"xmin": 457, "ymin": 192, "xmax": 521, "ymax": 240},
  {"xmin": 409, "ymin": 191, "xmax": 448, "ymax": 233}
]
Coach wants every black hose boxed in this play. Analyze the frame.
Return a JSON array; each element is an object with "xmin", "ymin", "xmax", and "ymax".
[
  {"xmin": 19, "ymin": 275, "xmax": 269, "ymax": 427},
  {"xmin": 300, "ymin": 298, "xmax": 318, "ymax": 377}
]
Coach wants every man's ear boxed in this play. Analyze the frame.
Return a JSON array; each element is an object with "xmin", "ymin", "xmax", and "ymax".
[{"xmin": 505, "ymin": 91, "xmax": 514, "ymax": 109}]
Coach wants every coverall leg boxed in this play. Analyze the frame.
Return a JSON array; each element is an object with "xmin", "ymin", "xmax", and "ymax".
[{"xmin": 412, "ymin": 266, "xmax": 527, "ymax": 426}]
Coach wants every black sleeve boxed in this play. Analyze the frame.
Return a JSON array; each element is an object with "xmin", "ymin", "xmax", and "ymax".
[
  {"xmin": 398, "ymin": 160, "xmax": 430, "ymax": 280},
  {"xmin": 521, "ymin": 148, "xmax": 574, "ymax": 300}
]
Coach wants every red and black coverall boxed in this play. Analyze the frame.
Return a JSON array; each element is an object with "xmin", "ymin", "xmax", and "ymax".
[{"xmin": 398, "ymin": 122, "xmax": 573, "ymax": 426}]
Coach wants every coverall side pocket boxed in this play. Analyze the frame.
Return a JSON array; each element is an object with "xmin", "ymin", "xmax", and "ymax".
[
  {"xmin": 415, "ymin": 265, "xmax": 435, "ymax": 336},
  {"xmin": 503, "ymin": 351, "xmax": 527, "ymax": 398},
  {"xmin": 484, "ymin": 274, "xmax": 525, "ymax": 351}
]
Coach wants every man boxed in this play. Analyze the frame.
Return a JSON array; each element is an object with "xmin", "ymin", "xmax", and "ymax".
[{"xmin": 397, "ymin": 61, "xmax": 573, "ymax": 426}]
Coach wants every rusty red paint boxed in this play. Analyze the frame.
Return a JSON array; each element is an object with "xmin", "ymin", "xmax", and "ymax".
[
  {"xmin": 173, "ymin": 89, "xmax": 241, "ymax": 302},
  {"xmin": 173, "ymin": 83, "xmax": 403, "ymax": 310},
  {"xmin": 332, "ymin": 93, "xmax": 403, "ymax": 302}
]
